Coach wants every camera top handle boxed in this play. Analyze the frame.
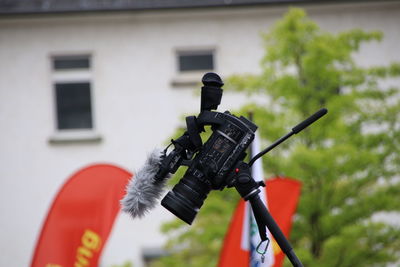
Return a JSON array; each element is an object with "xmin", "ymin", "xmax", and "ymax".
[{"xmin": 200, "ymin": 72, "xmax": 224, "ymax": 112}]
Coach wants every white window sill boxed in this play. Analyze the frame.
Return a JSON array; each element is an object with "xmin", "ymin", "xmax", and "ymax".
[
  {"xmin": 171, "ymin": 71, "xmax": 213, "ymax": 88},
  {"xmin": 48, "ymin": 130, "xmax": 102, "ymax": 144}
]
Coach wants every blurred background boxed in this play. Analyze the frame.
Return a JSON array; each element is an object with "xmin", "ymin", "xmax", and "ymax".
[{"xmin": 1, "ymin": 1, "xmax": 400, "ymax": 267}]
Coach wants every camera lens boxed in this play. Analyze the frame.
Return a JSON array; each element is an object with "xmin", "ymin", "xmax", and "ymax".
[{"xmin": 161, "ymin": 175, "xmax": 211, "ymax": 225}]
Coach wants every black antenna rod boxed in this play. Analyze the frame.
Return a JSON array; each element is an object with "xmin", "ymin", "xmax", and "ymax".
[{"xmin": 248, "ymin": 108, "xmax": 328, "ymax": 167}]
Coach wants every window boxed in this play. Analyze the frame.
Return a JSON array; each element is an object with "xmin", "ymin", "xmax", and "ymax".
[
  {"xmin": 53, "ymin": 56, "xmax": 90, "ymax": 70},
  {"xmin": 172, "ymin": 49, "xmax": 216, "ymax": 87},
  {"xmin": 49, "ymin": 55, "xmax": 100, "ymax": 143},
  {"xmin": 142, "ymin": 247, "xmax": 169, "ymax": 267},
  {"xmin": 55, "ymin": 82, "xmax": 92, "ymax": 130},
  {"xmin": 52, "ymin": 55, "xmax": 93, "ymax": 131},
  {"xmin": 178, "ymin": 51, "xmax": 214, "ymax": 72}
]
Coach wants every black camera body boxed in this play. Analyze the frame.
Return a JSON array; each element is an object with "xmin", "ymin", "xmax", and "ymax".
[
  {"xmin": 157, "ymin": 73, "xmax": 257, "ymax": 224},
  {"xmin": 191, "ymin": 111, "xmax": 257, "ymax": 190},
  {"xmin": 161, "ymin": 111, "xmax": 257, "ymax": 224}
]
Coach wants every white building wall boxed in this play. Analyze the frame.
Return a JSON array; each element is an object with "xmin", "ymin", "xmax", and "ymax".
[{"xmin": 0, "ymin": 2, "xmax": 399, "ymax": 267}]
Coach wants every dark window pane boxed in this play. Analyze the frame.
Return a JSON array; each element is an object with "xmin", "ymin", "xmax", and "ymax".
[
  {"xmin": 55, "ymin": 83, "xmax": 93, "ymax": 130},
  {"xmin": 178, "ymin": 53, "xmax": 214, "ymax": 72},
  {"xmin": 53, "ymin": 56, "xmax": 90, "ymax": 70}
]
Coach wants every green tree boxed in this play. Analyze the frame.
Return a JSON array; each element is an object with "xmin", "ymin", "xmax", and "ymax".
[{"xmin": 153, "ymin": 8, "xmax": 400, "ymax": 267}]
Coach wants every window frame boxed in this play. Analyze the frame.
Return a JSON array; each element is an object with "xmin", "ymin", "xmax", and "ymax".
[
  {"xmin": 48, "ymin": 53, "xmax": 101, "ymax": 144},
  {"xmin": 177, "ymin": 50, "xmax": 215, "ymax": 73},
  {"xmin": 53, "ymin": 55, "xmax": 91, "ymax": 70},
  {"xmin": 54, "ymin": 81, "xmax": 93, "ymax": 130},
  {"xmin": 172, "ymin": 47, "xmax": 217, "ymax": 87}
]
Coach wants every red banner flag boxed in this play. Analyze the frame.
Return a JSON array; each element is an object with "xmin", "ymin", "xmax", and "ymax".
[
  {"xmin": 218, "ymin": 177, "xmax": 301, "ymax": 267},
  {"xmin": 31, "ymin": 164, "xmax": 131, "ymax": 267}
]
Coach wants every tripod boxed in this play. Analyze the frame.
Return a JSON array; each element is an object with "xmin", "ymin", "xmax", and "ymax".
[{"xmin": 226, "ymin": 107, "xmax": 328, "ymax": 267}]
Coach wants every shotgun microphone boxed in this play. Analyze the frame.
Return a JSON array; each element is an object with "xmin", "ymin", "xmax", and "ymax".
[{"xmin": 121, "ymin": 149, "xmax": 171, "ymax": 218}]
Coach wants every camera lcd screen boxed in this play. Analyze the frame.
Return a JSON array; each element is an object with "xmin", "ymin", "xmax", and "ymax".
[{"xmin": 213, "ymin": 136, "xmax": 233, "ymax": 153}]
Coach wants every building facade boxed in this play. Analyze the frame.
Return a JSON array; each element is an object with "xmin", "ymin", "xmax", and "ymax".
[{"xmin": 1, "ymin": 1, "xmax": 399, "ymax": 266}]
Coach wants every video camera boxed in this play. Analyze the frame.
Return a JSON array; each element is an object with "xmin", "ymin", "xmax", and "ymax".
[
  {"xmin": 155, "ymin": 73, "xmax": 257, "ymax": 224},
  {"xmin": 151, "ymin": 72, "xmax": 327, "ymax": 267}
]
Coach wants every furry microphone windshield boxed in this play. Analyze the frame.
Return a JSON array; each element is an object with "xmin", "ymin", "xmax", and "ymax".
[{"xmin": 121, "ymin": 149, "xmax": 170, "ymax": 218}]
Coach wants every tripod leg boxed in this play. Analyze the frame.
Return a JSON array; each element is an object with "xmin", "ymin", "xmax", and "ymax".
[
  {"xmin": 249, "ymin": 195, "xmax": 304, "ymax": 267},
  {"xmin": 231, "ymin": 162, "xmax": 303, "ymax": 267}
]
